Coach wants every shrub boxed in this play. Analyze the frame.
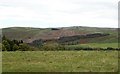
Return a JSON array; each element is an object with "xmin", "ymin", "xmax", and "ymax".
[
  {"xmin": 2, "ymin": 44, "xmax": 7, "ymax": 51},
  {"xmin": 2, "ymin": 40, "xmax": 11, "ymax": 51},
  {"xmin": 31, "ymin": 39, "xmax": 43, "ymax": 48},
  {"xmin": 19, "ymin": 43, "xmax": 30, "ymax": 51},
  {"xmin": 41, "ymin": 43, "xmax": 65, "ymax": 51},
  {"xmin": 13, "ymin": 44, "xmax": 19, "ymax": 51}
]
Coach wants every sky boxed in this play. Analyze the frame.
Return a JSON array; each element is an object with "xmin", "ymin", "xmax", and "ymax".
[{"xmin": 0, "ymin": 0, "xmax": 119, "ymax": 28}]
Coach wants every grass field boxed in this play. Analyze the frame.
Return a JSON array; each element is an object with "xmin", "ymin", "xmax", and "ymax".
[
  {"xmin": 2, "ymin": 51, "xmax": 118, "ymax": 72},
  {"xmin": 66, "ymin": 43, "xmax": 118, "ymax": 49}
]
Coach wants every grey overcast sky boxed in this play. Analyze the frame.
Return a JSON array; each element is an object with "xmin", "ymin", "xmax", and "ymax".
[{"xmin": 0, "ymin": 0, "xmax": 119, "ymax": 28}]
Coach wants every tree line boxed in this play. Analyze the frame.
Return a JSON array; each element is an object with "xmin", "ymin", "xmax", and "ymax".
[
  {"xmin": 2, "ymin": 36, "xmax": 65, "ymax": 51},
  {"xmin": 58, "ymin": 33, "xmax": 109, "ymax": 45},
  {"xmin": 2, "ymin": 35, "xmax": 30, "ymax": 51},
  {"xmin": 2, "ymin": 35, "xmax": 119, "ymax": 51}
]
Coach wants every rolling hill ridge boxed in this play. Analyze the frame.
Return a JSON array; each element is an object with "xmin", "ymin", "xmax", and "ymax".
[{"xmin": 2, "ymin": 26, "xmax": 118, "ymax": 44}]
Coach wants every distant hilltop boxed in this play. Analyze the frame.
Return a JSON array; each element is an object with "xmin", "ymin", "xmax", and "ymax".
[{"xmin": 2, "ymin": 26, "xmax": 118, "ymax": 44}]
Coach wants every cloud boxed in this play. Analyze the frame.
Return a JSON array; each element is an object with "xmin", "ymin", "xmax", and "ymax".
[{"xmin": 0, "ymin": 0, "xmax": 119, "ymax": 28}]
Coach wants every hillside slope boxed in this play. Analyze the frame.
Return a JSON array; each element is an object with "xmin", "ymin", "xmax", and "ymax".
[{"xmin": 2, "ymin": 26, "xmax": 118, "ymax": 43}]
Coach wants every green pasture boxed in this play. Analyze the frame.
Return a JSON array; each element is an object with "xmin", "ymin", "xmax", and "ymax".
[
  {"xmin": 66, "ymin": 43, "xmax": 118, "ymax": 49},
  {"xmin": 2, "ymin": 51, "xmax": 118, "ymax": 72}
]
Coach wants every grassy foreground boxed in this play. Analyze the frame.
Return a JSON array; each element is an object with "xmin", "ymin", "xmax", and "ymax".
[{"xmin": 2, "ymin": 51, "xmax": 118, "ymax": 72}]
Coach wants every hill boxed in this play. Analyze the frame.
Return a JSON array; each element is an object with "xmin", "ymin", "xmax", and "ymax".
[{"xmin": 2, "ymin": 26, "xmax": 118, "ymax": 44}]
